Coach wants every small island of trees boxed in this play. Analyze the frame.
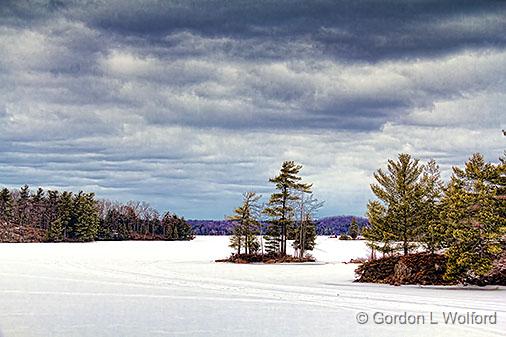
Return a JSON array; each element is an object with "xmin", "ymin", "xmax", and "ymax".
[{"xmin": 218, "ymin": 161, "xmax": 324, "ymax": 263}]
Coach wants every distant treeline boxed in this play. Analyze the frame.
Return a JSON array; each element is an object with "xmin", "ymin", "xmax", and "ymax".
[
  {"xmin": 188, "ymin": 216, "xmax": 368, "ymax": 236},
  {"xmin": 0, "ymin": 185, "xmax": 194, "ymax": 242}
]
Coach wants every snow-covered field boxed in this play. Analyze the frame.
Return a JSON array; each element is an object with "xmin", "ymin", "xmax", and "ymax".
[{"xmin": 0, "ymin": 236, "xmax": 504, "ymax": 337}]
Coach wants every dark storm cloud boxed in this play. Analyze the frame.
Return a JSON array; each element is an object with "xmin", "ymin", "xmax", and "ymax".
[
  {"xmin": 73, "ymin": 0, "xmax": 505, "ymax": 60},
  {"xmin": 3, "ymin": 0, "xmax": 505, "ymax": 61}
]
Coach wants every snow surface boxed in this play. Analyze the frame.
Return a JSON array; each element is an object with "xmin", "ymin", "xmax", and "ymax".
[{"xmin": 0, "ymin": 236, "xmax": 504, "ymax": 337}]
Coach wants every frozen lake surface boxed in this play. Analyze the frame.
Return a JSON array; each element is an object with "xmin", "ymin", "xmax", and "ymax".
[{"xmin": 0, "ymin": 236, "xmax": 504, "ymax": 337}]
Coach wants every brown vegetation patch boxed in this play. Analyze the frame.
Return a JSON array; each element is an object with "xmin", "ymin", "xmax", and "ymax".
[
  {"xmin": 479, "ymin": 251, "xmax": 506, "ymax": 286},
  {"xmin": 355, "ymin": 253, "xmax": 453, "ymax": 285},
  {"xmin": 216, "ymin": 253, "xmax": 316, "ymax": 264},
  {"xmin": 0, "ymin": 222, "xmax": 47, "ymax": 243}
]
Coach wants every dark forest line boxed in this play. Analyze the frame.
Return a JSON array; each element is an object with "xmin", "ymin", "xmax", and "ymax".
[
  {"xmin": 0, "ymin": 186, "xmax": 194, "ymax": 243},
  {"xmin": 188, "ymin": 216, "xmax": 368, "ymax": 236}
]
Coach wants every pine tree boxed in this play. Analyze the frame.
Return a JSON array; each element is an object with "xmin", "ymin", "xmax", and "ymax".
[
  {"xmin": 58, "ymin": 191, "xmax": 73, "ymax": 240},
  {"xmin": 47, "ymin": 217, "xmax": 64, "ymax": 242},
  {"xmin": 263, "ymin": 161, "xmax": 312, "ymax": 256},
  {"xmin": 348, "ymin": 218, "xmax": 359, "ymax": 240},
  {"xmin": 442, "ymin": 154, "xmax": 505, "ymax": 282},
  {"xmin": 418, "ymin": 160, "xmax": 445, "ymax": 254},
  {"xmin": 0, "ymin": 188, "xmax": 13, "ymax": 223},
  {"xmin": 31, "ymin": 187, "xmax": 45, "ymax": 229},
  {"xmin": 162, "ymin": 212, "xmax": 195, "ymax": 241},
  {"xmin": 293, "ymin": 215, "xmax": 317, "ymax": 256},
  {"xmin": 71, "ymin": 192, "xmax": 99, "ymax": 242},
  {"xmin": 363, "ymin": 200, "xmax": 395, "ymax": 257},
  {"xmin": 44, "ymin": 190, "xmax": 59, "ymax": 231},
  {"xmin": 17, "ymin": 185, "xmax": 31, "ymax": 228},
  {"xmin": 175, "ymin": 216, "xmax": 194, "ymax": 241},
  {"xmin": 228, "ymin": 192, "xmax": 262, "ymax": 255},
  {"xmin": 365, "ymin": 154, "xmax": 424, "ymax": 255}
]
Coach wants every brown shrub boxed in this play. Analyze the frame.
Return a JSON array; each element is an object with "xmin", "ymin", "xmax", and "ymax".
[
  {"xmin": 216, "ymin": 253, "xmax": 316, "ymax": 264},
  {"xmin": 0, "ymin": 221, "xmax": 47, "ymax": 243},
  {"xmin": 355, "ymin": 253, "xmax": 452, "ymax": 285}
]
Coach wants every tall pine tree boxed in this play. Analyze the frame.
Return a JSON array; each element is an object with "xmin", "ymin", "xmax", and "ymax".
[
  {"xmin": 228, "ymin": 192, "xmax": 262, "ymax": 255},
  {"xmin": 0, "ymin": 188, "xmax": 13, "ymax": 223},
  {"xmin": 441, "ymin": 153, "xmax": 505, "ymax": 282},
  {"xmin": 71, "ymin": 192, "xmax": 99, "ymax": 242},
  {"xmin": 418, "ymin": 160, "xmax": 445, "ymax": 254},
  {"xmin": 365, "ymin": 154, "xmax": 425, "ymax": 255},
  {"xmin": 263, "ymin": 161, "xmax": 311, "ymax": 256}
]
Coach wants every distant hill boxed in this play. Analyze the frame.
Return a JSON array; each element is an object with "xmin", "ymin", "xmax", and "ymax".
[
  {"xmin": 188, "ymin": 216, "xmax": 369, "ymax": 236},
  {"xmin": 315, "ymin": 216, "xmax": 369, "ymax": 235}
]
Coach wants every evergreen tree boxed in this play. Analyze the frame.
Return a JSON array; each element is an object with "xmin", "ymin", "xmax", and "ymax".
[
  {"xmin": 44, "ymin": 190, "xmax": 59, "ymax": 231},
  {"xmin": 228, "ymin": 192, "xmax": 262, "ymax": 255},
  {"xmin": 71, "ymin": 192, "xmax": 99, "ymax": 242},
  {"xmin": 0, "ymin": 188, "xmax": 13, "ymax": 223},
  {"xmin": 101, "ymin": 208, "xmax": 120, "ymax": 240},
  {"xmin": 293, "ymin": 215, "xmax": 317, "ymax": 256},
  {"xmin": 363, "ymin": 200, "xmax": 395, "ymax": 257},
  {"xmin": 263, "ymin": 161, "xmax": 312, "ymax": 255},
  {"xmin": 441, "ymin": 154, "xmax": 505, "ymax": 282},
  {"xmin": 162, "ymin": 212, "xmax": 195, "ymax": 241},
  {"xmin": 365, "ymin": 154, "xmax": 424, "ymax": 255},
  {"xmin": 418, "ymin": 160, "xmax": 445, "ymax": 254},
  {"xmin": 31, "ymin": 187, "xmax": 45, "ymax": 229},
  {"xmin": 47, "ymin": 190, "xmax": 70, "ymax": 242},
  {"xmin": 17, "ymin": 185, "xmax": 31, "ymax": 228},
  {"xmin": 58, "ymin": 191, "xmax": 73, "ymax": 240},
  {"xmin": 175, "ymin": 215, "xmax": 194, "ymax": 241},
  {"xmin": 47, "ymin": 216, "xmax": 64, "ymax": 242},
  {"xmin": 0, "ymin": 185, "xmax": 194, "ymax": 243},
  {"xmin": 348, "ymin": 217, "xmax": 359, "ymax": 240}
]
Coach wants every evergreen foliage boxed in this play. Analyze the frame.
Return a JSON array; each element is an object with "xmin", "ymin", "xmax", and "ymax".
[
  {"xmin": 364, "ymin": 152, "xmax": 505, "ymax": 285},
  {"xmin": 263, "ymin": 161, "xmax": 312, "ymax": 256},
  {"xmin": 365, "ymin": 154, "xmax": 425, "ymax": 255},
  {"xmin": 228, "ymin": 192, "xmax": 262, "ymax": 254},
  {"xmin": 17, "ymin": 184, "xmax": 31, "ymax": 229},
  {"xmin": 0, "ymin": 185, "xmax": 194, "ymax": 242},
  {"xmin": 348, "ymin": 217, "xmax": 359, "ymax": 239},
  {"xmin": 418, "ymin": 160, "xmax": 445, "ymax": 254},
  {"xmin": 441, "ymin": 153, "xmax": 505, "ymax": 282},
  {"xmin": 162, "ymin": 212, "xmax": 195, "ymax": 241},
  {"xmin": 0, "ymin": 188, "xmax": 13, "ymax": 223},
  {"xmin": 71, "ymin": 192, "xmax": 100, "ymax": 242},
  {"xmin": 292, "ymin": 215, "xmax": 317, "ymax": 254}
]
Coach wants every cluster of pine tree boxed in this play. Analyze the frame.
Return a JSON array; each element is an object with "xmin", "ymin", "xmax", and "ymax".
[
  {"xmin": 364, "ymin": 152, "xmax": 505, "ymax": 283},
  {"xmin": 339, "ymin": 218, "xmax": 361, "ymax": 240},
  {"xmin": 0, "ymin": 185, "xmax": 194, "ymax": 242},
  {"xmin": 228, "ymin": 161, "xmax": 321, "ymax": 259}
]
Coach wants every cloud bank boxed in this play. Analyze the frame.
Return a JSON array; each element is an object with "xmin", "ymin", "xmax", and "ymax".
[{"xmin": 0, "ymin": 0, "xmax": 505, "ymax": 218}]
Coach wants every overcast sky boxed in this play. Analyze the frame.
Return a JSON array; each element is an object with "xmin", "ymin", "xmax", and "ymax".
[{"xmin": 0, "ymin": 0, "xmax": 505, "ymax": 219}]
